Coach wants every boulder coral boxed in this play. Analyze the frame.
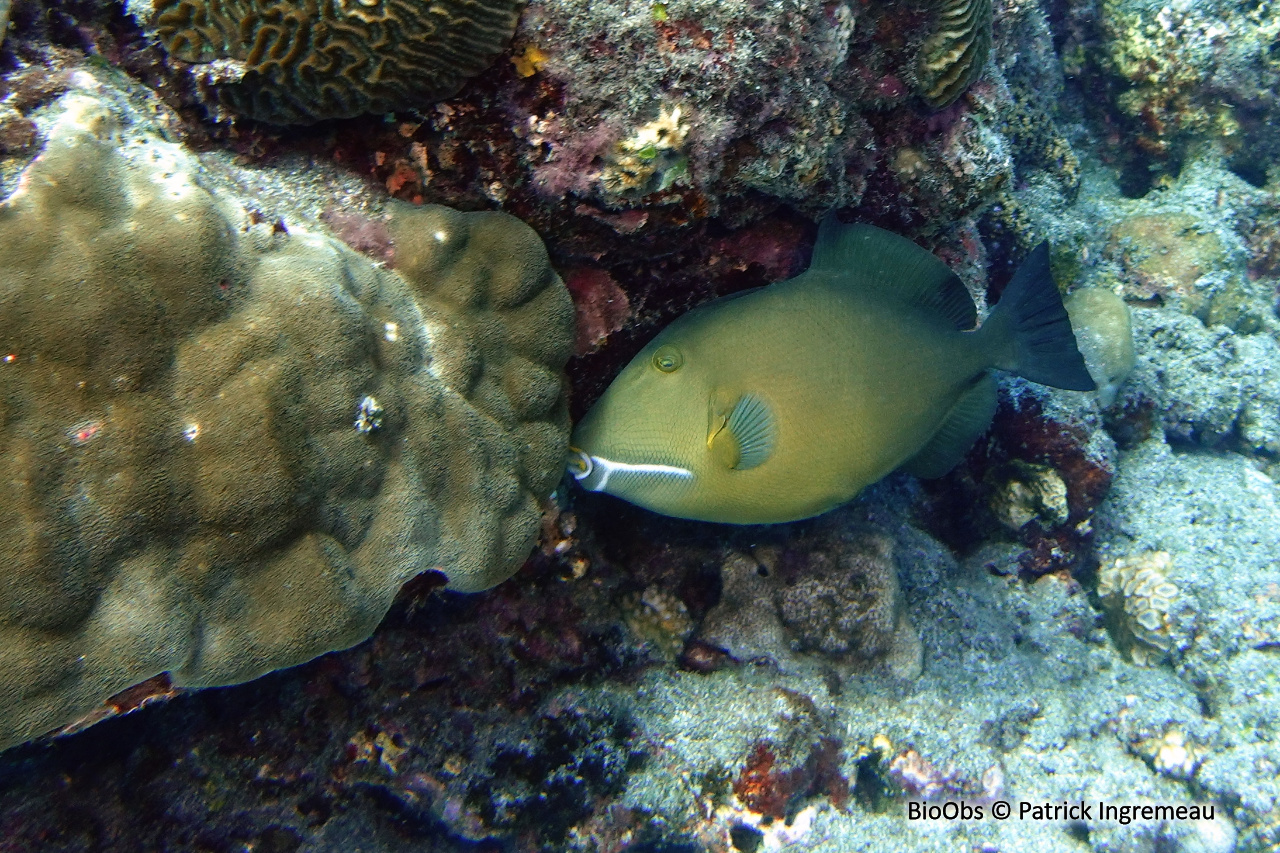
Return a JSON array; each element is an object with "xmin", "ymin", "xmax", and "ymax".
[
  {"xmin": 0, "ymin": 92, "xmax": 573, "ymax": 750},
  {"xmin": 1063, "ymin": 287, "xmax": 1135, "ymax": 408}
]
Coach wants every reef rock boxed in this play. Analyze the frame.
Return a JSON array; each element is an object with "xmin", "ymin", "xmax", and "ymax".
[
  {"xmin": 0, "ymin": 89, "xmax": 573, "ymax": 750},
  {"xmin": 698, "ymin": 523, "xmax": 922, "ymax": 680}
]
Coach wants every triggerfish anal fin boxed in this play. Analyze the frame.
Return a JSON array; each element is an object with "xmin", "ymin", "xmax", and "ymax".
[
  {"xmin": 900, "ymin": 374, "xmax": 998, "ymax": 478},
  {"xmin": 709, "ymin": 393, "xmax": 775, "ymax": 471},
  {"xmin": 809, "ymin": 217, "xmax": 978, "ymax": 331}
]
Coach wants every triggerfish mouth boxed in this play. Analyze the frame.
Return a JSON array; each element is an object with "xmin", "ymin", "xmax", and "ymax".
[{"xmin": 567, "ymin": 218, "xmax": 1096, "ymax": 525}]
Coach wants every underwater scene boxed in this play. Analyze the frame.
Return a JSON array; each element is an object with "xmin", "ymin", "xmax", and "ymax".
[{"xmin": 0, "ymin": 0, "xmax": 1278, "ymax": 848}]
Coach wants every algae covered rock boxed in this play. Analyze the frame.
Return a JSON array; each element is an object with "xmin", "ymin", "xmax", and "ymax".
[
  {"xmin": 0, "ymin": 93, "xmax": 573, "ymax": 750},
  {"xmin": 696, "ymin": 523, "xmax": 923, "ymax": 680}
]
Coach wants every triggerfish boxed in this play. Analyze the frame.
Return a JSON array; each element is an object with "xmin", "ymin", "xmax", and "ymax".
[{"xmin": 567, "ymin": 219, "xmax": 1095, "ymax": 524}]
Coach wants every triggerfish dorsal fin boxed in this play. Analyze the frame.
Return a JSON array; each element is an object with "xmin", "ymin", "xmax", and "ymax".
[
  {"xmin": 900, "ymin": 374, "xmax": 998, "ymax": 478},
  {"xmin": 709, "ymin": 393, "xmax": 776, "ymax": 471},
  {"xmin": 809, "ymin": 217, "xmax": 978, "ymax": 331}
]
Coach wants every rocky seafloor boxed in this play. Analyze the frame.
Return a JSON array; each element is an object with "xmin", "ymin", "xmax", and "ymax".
[{"xmin": 1, "ymin": 0, "xmax": 1279, "ymax": 849}]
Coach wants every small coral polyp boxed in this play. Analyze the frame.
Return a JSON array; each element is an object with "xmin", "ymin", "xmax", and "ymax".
[
  {"xmin": 0, "ymin": 92, "xmax": 573, "ymax": 750},
  {"xmin": 599, "ymin": 104, "xmax": 691, "ymax": 200}
]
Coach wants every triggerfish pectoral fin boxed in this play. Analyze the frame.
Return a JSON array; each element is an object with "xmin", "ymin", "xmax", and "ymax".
[{"xmin": 709, "ymin": 393, "xmax": 776, "ymax": 471}]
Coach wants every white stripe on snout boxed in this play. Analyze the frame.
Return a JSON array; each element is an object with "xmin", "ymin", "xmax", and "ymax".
[{"xmin": 578, "ymin": 456, "xmax": 693, "ymax": 492}]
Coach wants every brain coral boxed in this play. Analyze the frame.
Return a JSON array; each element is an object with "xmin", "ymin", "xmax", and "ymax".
[
  {"xmin": 0, "ymin": 93, "xmax": 572, "ymax": 750},
  {"xmin": 144, "ymin": 0, "xmax": 521, "ymax": 123},
  {"xmin": 917, "ymin": 0, "xmax": 992, "ymax": 108}
]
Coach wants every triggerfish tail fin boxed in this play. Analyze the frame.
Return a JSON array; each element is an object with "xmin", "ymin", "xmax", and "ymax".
[{"xmin": 983, "ymin": 242, "xmax": 1097, "ymax": 391}]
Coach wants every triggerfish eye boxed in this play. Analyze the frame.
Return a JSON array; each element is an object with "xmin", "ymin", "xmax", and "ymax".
[{"xmin": 651, "ymin": 345, "xmax": 683, "ymax": 373}]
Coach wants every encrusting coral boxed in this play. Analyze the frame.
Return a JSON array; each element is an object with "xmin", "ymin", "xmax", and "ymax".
[
  {"xmin": 139, "ymin": 0, "xmax": 521, "ymax": 123},
  {"xmin": 0, "ymin": 92, "xmax": 573, "ymax": 750}
]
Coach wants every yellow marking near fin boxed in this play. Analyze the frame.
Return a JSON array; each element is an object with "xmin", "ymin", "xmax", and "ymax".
[{"xmin": 709, "ymin": 418, "xmax": 740, "ymax": 469}]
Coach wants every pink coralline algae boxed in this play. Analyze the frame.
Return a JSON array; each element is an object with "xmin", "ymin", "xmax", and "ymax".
[
  {"xmin": 565, "ymin": 267, "xmax": 632, "ymax": 355},
  {"xmin": 320, "ymin": 209, "xmax": 396, "ymax": 265}
]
